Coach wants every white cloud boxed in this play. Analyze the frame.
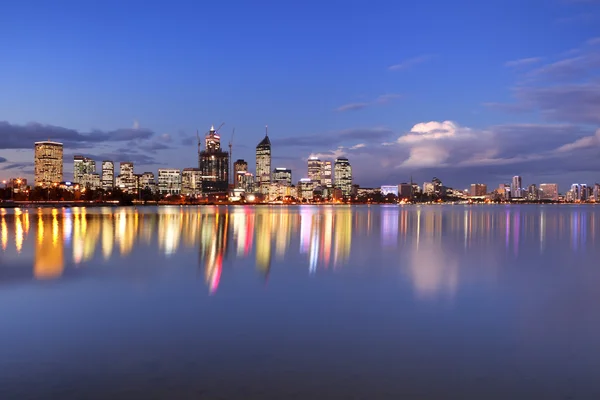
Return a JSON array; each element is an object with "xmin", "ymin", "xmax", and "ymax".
[
  {"xmin": 388, "ymin": 55, "xmax": 434, "ymax": 71},
  {"xmin": 133, "ymin": 119, "xmax": 140, "ymax": 130},
  {"xmin": 505, "ymin": 57, "xmax": 543, "ymax": 68},
  {"xmin": 350, "ymin": 143, "xmax": 366, "ymax": 150}
]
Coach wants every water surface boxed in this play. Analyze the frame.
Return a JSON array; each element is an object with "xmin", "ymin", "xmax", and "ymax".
[{"xmin": 1, "ymin": 205, "xmax": 600, "ymax": 399}]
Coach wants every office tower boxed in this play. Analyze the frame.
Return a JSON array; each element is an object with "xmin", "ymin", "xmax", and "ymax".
[
  {"xmin": 115, "ymin": 162, "xmax": 136, "ymax": 192},
  {"xmin": 398, "ymin": 183, "xmax": 413, "ymax": 199},
  {"xmin": 101, "ymin": 161, "xmax": 114, "ymax": 190},
  {"xmin": 538, "ymin": 183, "xmax": 559, "ymax": 201},
  {"xmin": 297, "ymin": 178, "xmax": 314, "ymax": 200},
  {"xmin": 334, "ymin": 157, "xmax": 352, "ymax": 196},
  {"xmin": 157, "ymin": 169, "xmax": 182, "ymax": 195},
  {"xmin": 432, "ymin": 177, "xmax": 444, "ymax": 196},
  {"xmin": 570, "ymin": 183, "xmax": 587, "ymax": 202},
  {"xmin": 470, "ymin": 183, "xmax": 487, "ymax": 197},
  {"xmin": 273, "ymin": 168, "xmax": 292, "ymax": 187},
  {"xmin": 322, "ymin": 161, "xmax": 332, "ymax": 186},
  {"xmin": 139, "ymin": 172, "xmax": 156, "ymax": 193},
  {"xmin": 73, "ymin": 156, "xmax": 96, "ymax": 183},
  {"xmin": 238, "ymin": 172, "xmax": 255, "ymax": 193},
  {"xmin": 308, "ymin": 157, "xmax": 322, "ymax": 185},
  {"xmin": 80, "ymin": 173, "xmax": 101, "ymax": 189},
  {"xmin": 182, "ymin": 168, "xmax": 202, "ymax": 196},
  {"xmin": 234, "ymin": 159, "xmax": 248, "ymax": 189},
  {"xmin": 511, "ymin": 176, "xmax": 522, "ymax": 198},
  {"xmin": 34, "ymin": 141, "xmax": 63, "ymax": 187},
  {"xmin": 594, "ymin": 184, "xmax": 600, "ymax": 202},
  {"xmin": 527, "ymin": 184, "xmax": 538, "ymax": 200},
  {"xmin": 256, "ymin": 126, "xmax": 271, "ymax": 195},
  {"xmin": 200, "ymin": 125, "xmax": 229, "ymax": 193},
  {"xmin": 423, "ymin": 182, "xmax": 435, "ymax": 195},
  {"xmin": 381, "ymin": 185, "xmax": 399, "ymax": 196}
]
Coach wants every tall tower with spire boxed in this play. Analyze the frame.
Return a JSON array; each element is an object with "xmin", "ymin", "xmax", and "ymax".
[
  {"xmin": 255, "ymin": 125, "xmax": 271, "ymax": 195},
  {"xmin": 199, "ymin": 125, "xmax": 229, "ymax": 193}
]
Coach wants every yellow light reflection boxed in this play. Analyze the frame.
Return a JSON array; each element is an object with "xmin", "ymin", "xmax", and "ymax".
[
  {"xmin": 1, "ymin": 214, "xmax": 7, "ymax": 251},
  {"xmin": 34, "ymin": 213, "xmax": 64, "ymax": 280}
]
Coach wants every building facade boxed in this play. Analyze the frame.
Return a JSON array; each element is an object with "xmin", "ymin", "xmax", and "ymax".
[
  {"xmin": 511, "ymin": 176, "xmax": 523, "ymax": 198},
  {"xmin": 157, "ymin": 169, "xmax": 181, "ymax": 195},
  {"xmin": 470, "ymin": 183, "xmax": 487, "ymax": 197},
  {"xmin": 398, "ymin": 183, "xmax": 413, "ymax": 199},
  {"xmin": 256, "ymin": 130, "xmax": 271, "ymax": 195},
  {"xmin": 322, "ymin": 161, "xmax": 332, "ymax": 187},
  {"xmin": 308, "ymin": 157, "xmax": 322, "ymax": 185},
  {"xmin": 34, "ymin": 141, "xmax": 63, "ymax": 187},
  {"xmin": 539, "ymin": 183, "xmax": 559, "ymax": 201},
  {"xmin": 139, "ymin": 172, "xmax": 156, "ymax": 193},
  {"xmin": 334, "ymin": 157, "xmax": 352, "ymax": 197},
  {"xmin": 273, "ymin": 168, "xmax": 292, "ymax": 187},
  {"xmin": 80, "ymin": 173, "xmax": 102, "ymax": 190},
  {"xmin": 181, "ymin": 168, "xmax": 202, "ymax": 196},
  {"xmin": 116, "ymin": 162, "xmax": 137, "ymax": 192},
  {"xmin": 199, "ymin": 126, "xmax": 229, "ymax": 193},
  {"xmin": 73, "ymin": 156, "xmax": 96, "ymax": 183},
  {"xmin": 101, "ymin": 161, "xmax": 114, "ymax": 190},
  {"xmin": 234, "ymin": 159, "xmax": 248, "ymax": 189},
  {"xmin": 297, "ymin": 178, "xmax": 314, "ymax": 200}
]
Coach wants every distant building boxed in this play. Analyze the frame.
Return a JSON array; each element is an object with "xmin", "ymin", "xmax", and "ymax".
[
  {"xmin": 80, "ymin": 173, "xmax": 102, "ymax": 190},
  {"xmin": 101, "ymin": 161, "xmax": 114, "ymax": 190},
  {"xmin": 34, "ymin": 141, "xmax": 63, "ymax": 187},
  {"xmin": 511, "ymin": 175, "xmax": 523, "ymax": 198},
  {"xmin": 527, "ymin": 184, "xmax": 538, "ymax": 201},
  {"xmin": 199, "ymin": 126, "xmax": 229, "ymax": 193},
  {"xmin": 116, "ymin": 162, "xmax": 136, "ymax": 192},
  {"xmin": 157, "ymin": 169, "xmax": 181, "ymax": 195},
  {"xmin": 570, "ymin": 183, "xmax": 587, "ymax": 202},
  {"xmin": 297, "ymin": 178, "xmax": 314, "ymax": 200},
  {"xmin": 322, "ymin": 161, "xmax": 332, "ymax": 187},
  {"xmin": 423, "ymin": 182, "xmax": 435, "ymax": 195},
  {"xmin": 308, "ymin": 157, "xmax": 322, "ymax": 185},
  {"xmin": 181, "ymin": 168, "xmax": 202, "ymax": 196},
  {"xmin": 594, "ymin": 184, "xmax": 600, "ymax": 202},
  {"xmin": 539, "ymin": 183, "xmax": 559, "ymax": 201},
  {"xmin": 237, "ymin": 171, "xmax": 255, "ymax": 193},
  {"xmin": 398, "ymin": 183, "xmax": 413, "ymax": 199},
  {"xmin": 256, "ymin": 128, "xmax": 271, "ymax": 195},
  {"xmin": 273, "ymin": 168, "xmax": 292, "ymax": 187},
  {"xmin": 7, "ymin": 178, "xmax": 27, "ymax": 192},
  {"xmin": 73, "ymin": 156, "xmax": 96, "ymax": 184},
  {"xmin": 334, "ymin": 157, "xmax": 352, "ymax": 196},
  {"xmin": 139, "ymin": 172, "xmax": 156, "ymax": 193},
  {"xmin": 381, "ymin": 185, "xmax": 399, "ymax": 196},
  {"xmin": 470, "ymin": 183, "xmax": 487, "ymax": 197}
]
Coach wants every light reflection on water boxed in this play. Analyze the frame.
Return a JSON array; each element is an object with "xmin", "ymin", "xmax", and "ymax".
[{"xmin": 1, "ymin": 205, "xmax": 600, "ymax": 399}]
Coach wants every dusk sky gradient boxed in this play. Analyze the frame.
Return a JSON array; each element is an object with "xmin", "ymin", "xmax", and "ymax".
[{"xmin": 1, "ymin": 0, "xmax": 600, "ymax": 189}]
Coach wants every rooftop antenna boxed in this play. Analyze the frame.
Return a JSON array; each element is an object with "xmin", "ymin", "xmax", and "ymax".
[
  {"xmin": 196, "ymin": 129, "xmax": 201, "ymax": 168},
  {"xmin": 265, "ymin": 125, "xmax": 268, "ymax": 136}
]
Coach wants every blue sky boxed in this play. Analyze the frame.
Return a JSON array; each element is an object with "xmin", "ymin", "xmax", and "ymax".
[{"xmin": 1, "ymin": 0, "xmax": 599, "ymax": 190}]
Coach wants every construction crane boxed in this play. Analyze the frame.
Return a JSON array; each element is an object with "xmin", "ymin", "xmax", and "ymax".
[
  {"xmin": 228, "ymin": 128, "xmax": 235, "ymax": 185},
  {"xmin": 207, "ymin": 122, "xmax": 225, "ymax": 136}
]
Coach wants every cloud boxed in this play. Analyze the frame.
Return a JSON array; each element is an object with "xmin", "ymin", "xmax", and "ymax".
[
  {"xmin": 1, "ymin": 162, "xmax": 34, "ymax": 171},
  {"xmin": 133, "ymin": 120, "xmax": 140, "ymax": 130},
  {"xmin": 350, "ymin": 143, "xmax": 366, "ymax": 150},
  {"xmin": 528, "ymin": 54, "xmax": 600, "ymax": 81},
  {"xmin": 388, "ymin": 55, "xmax": 434, "ymax": 71},
  {"xmin": 556, "ymin": 128, "xmax": 600, "ymax": 152},
  {"xmin": 0, "ymin": 157, "xmax": 6, "ymax": 163},
  {"xmin": 587, "ymin": 37, "xmax": 600, "ymax": 45},
  {"xmin": 505, "ymin": 57, "xmax": 543, "ymax": 68},
  {"xmin": 336, "ymin": 94, "xmax": 402, "ymax": 112},
  {"xmin": 336, "ymin": 103, "xmax": 369, "ymax": 112},
  {"xmin": 0, "ymin": 121, "xmax": 155, "ymax": 150},
  {"xmin": 273, "ymin": 127, "xmax": 393, "ymax": 148}
]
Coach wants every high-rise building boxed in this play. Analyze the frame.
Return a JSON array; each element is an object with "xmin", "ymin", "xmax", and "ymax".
[
  {"xmin": 470, "ymin": 183, "xmax": 487, "ymax": 197},
  {"xmin": 182, "ymin": 168, "xmax": 202, "ymax": 196},
  {"xmin": 234, "ymin": 159, "xmax": 248, "ymax": 189},
  {"xmin": 423, "ymin": 182, "xmax": 435, "ymax": 195},
  {"xmin": 511, "ymin": 176, "xmax": 523, "ymax": 198},
  {"xmin": 539, "ymin": 183, "xmax": 559, "ymax": 201},
  {"xmin": 73, "ymin": 156, "xmax": 96, "ymax": 183},
  {"xmin": 157, "ymin": 169, "xmax": 181, "ymax": 195},
  {"xmin": 80, "ymin": 173, "xmax": 102, "ymax": 190},
  {"xmin": 273, "ymin": 168, "xmax": 292, "ymax": 187},
  {"xmin": 238, "ymin": 171, "xmax": 255, "ymax": 193},
  {"xmin": 297, "ymin": 178, "xmax": 314, "ymax": 200},
  {"xmin": 34, "ymin": 141, "xmax": 63, "ymax": 187},
  {"xmin": 200, "ymin": 125, "xmax": 229, "ymax": 193},
  {"xmin": 101, "ymin": 161, "xmax": 114, "ymax": 190},
  {"xmin": 527, "ymin": 184, "xmax": 538, "ymax": 200},
  {"xmin": 398, "ymin": 183, "xmax": 413, "ymax": 199},
  {"xmin": 322, "ymin": 161, "xmax": 332, "ymax": 186},
  {"xmin": 308, "ymin": 157, "xmax": 322, "ymax": 185},
  {"xmin": 256, "ymin": 127, "xmax": 271, "ymax": 194},
  {"xmin": 116, "ymin": 162, "xmax": 136, "ymax": 192},
  {"xmin": 334, "ymin": 157, "xmax": 352, "ymax": 196},
  {"xmin": 570, "ymin": 183, "xmax": 587, "ymax": 202},
  {"xmin": 139, "ymin": 172, "xmax": 156, "ymax": 193}
]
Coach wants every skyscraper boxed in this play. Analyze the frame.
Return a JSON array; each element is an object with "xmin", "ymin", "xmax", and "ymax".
[
  {"xmin": 34, "ymin": 141, "xmax": 63, "ymax": 187},
  {"xmin": 511, "ymin": 176, "xmax": 522, "ymax": 198},
  {"xmin": 73, "ymin": 155, "xmax": 96, "ymax": 183},
  {"xmin": 273, "ymin": 168, "xmax": 292, "ymax": 187},
  {"xmin": 308, "ymin": 157, "xmax": 322, "ymax": 185},
  {"xmin": 334, "ymin": 157, "xmax": 352, "ymax": 196},
  {"xmin": 101, "ymin": 161, "xmax": 114, "ymax": 190},
  {"xmin": 200, "ymin": 125, "xmax": 229, "ymax": 193},
  {"xmin": 322, "ymin": 161, "xmax": 332, "ymax": 186},
  {"xmin": 539, "ymin": 183, "xmax": 558, "ymax": 201},
  {"xmin": 234, "ymin": 159, "xmax": 248, "ymax": 189},
  {"xmin": 470, "ymin": 183, "xmax": 487, "ymax": 197},
  {"xmin": 116, "ymin": 162, "xmax": 136, "ymax": 192},
  {"xmin": 256, "ymin": 126, "xmax": 271, "ymax": 195}
]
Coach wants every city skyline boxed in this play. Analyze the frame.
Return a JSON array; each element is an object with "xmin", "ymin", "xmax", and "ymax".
[{"xmin": 1, "ymin": 1, "xmax": 599, "ymax": 189}]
